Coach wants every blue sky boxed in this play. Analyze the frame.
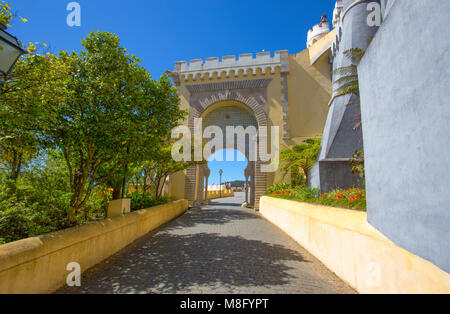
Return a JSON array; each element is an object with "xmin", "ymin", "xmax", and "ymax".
[
  {"xmin": 208, "ymin": 150, "xmax": 248, "ymax": 185},
  {"xmin": 9, "ymin": 0, "xmax": 335, "ymax": 183},
  {"xmin": 10, "ymin": 0, "xmax": 336, "ymax": 78}
]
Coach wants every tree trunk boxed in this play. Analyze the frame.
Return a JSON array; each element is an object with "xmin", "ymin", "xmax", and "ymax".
[
  {"xmin": 112, "ymin": 187, "xmax": 121, "ymax": 200},
  {"xmin": 139, "ymin": 172, "xmax": 147, "ymax": 208},
  {"xmin": 157, "ymin": 178, "xmax": 163, "ymax": 200},
  {"xmin": 9, "ymin": 151, "xmax": 22, "ymax": 182}
]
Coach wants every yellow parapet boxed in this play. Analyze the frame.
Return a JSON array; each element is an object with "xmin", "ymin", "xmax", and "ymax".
[
  {"xmin": 308, "ymin": 29, "xmax": 335, "ymax": 65},
  {"xmin": 206, "ymin": 189, "xmax": 234, "ymax": 200},
  {"xmin": 0, "ymin": 200, "xmax": 189, "ymax": 294},
  {"xmin": 260, "ymin": 196, "xmax": 450, "ymax": 294}
]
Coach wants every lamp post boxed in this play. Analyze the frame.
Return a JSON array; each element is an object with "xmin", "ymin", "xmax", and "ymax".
[
  {"xmin": 219, "ymin": 169, "xmax": 223, "ymax": 198},
  {"xmin": 0, "ymin": 23, "xmax": 27, "ymax": 77}
]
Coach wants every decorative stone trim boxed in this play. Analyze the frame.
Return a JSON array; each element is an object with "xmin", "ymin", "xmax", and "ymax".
[
  {"xmin": 182, "ymin": 79, "xmax": 271, "ymax": 209},
  {"xmin": 186, "ymin": 79, "xmax": 272, "ymax": 93},
  {"xmin": 174, "ymin": 51, "xmax": 289, "ymax": 82},
  {"xmin": 184, "ymin": 166, "xmax": 197, "ymax": 206},
  {"xmin": 281, "ymin": 73, "xmax": 290, "ymax": 140},
  {"xmin": 333, "ymin": 0, "xmax": 344, "ymax": 27},
  {"xmin": 187, "ymin": 80, "xmax": 270, "ymax": 130}
]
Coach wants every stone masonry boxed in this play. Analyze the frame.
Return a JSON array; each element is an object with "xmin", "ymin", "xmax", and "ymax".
[{"xmin": 57, "ymin": 193, "xmax": 355, "ymax": 294}]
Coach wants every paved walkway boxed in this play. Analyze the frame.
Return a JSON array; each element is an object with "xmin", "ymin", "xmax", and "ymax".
[{"xmin": 58, "ymin": 193, "xmax": 355, "ymax": 294}]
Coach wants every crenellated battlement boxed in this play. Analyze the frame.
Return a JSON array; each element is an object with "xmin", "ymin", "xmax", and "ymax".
[
  {"xmin": 174, "ymin": 51, "xmax": 289, "ymax": 81},
  {"xmin": 331, "ymin": 1, "xmax": 344, "ymax": 57},
  {"xmin": 333, "ymin": 0, "xmax": 344, "ymax": 28},
  {"xmin": 307, "ymin": 15, "xmax": 330, "ymax": 48}
]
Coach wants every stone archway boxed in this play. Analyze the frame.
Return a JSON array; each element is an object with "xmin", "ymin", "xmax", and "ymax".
[
  {"xmin": 184, "ymin": 80, "xmax": 271, "ymax": 209},
  {"xmin": 201, "ymin": 103, "xmax": 258, "ymax": 207}
]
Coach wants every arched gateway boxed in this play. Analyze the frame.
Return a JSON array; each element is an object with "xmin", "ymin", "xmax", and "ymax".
[
  {"xmin": 169, "ymin": 52, "xmax": 290, "ymax": 210},
  {"xmin": 167, "ymin": 23, "xmax": 336, "ymax": 209},
  {"xmin": 187, "ymin": 78, "xmax": 277, "ymax": 209},
  {"xmin": 201, "ymin": 102, "xmax": 259, "ymax": 207}
]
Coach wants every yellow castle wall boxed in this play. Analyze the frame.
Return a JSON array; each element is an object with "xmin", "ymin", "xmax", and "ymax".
[{"xmin": 169, "ymin": 33, "xmax": 334, "ymax": 199}]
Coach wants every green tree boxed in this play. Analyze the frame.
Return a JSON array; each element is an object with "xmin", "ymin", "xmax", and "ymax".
[
  {"xmin": 280, "ymin": 139, "xmax": 321, "ymax": 186},
  {"xmin": 0, "ymin": 1, "xmax": 12, "ymax": 26},
  {"xmin": 136, "ymin": 142, "xmax": 193, "ymax": 200},
  {"xmin": 0, "ymin": 53, "xmax": 68, "ymax": 188},
  {"xmin": 98, "ymin": 73, "xmax": 187, "ymax": 201},
  {"xmin": 129, "ymin": 133, "xmax": 202, "ymax": 204},
  {"xmin": 0, "ymin": 1, "xmax": 28, "ymax": 26},
  {"xmin": 0, "ymin": 3, "xmax": 56, "ymax": 188},
  {"xmin": 350, "ymin": 149, "xmax": 365, "ymax": 182},
  {"xmin": 34, "ymin": 31, "xmax": 185, "ymax": 215}
]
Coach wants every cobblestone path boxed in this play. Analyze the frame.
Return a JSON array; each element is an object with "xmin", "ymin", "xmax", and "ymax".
[{"xmin": 58, "ymin": 193, "xmax": 355, "ymax": 294}]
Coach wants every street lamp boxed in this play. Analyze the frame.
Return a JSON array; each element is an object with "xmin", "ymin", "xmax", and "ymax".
[
  {"xmin": 219, "ymin": 169, "xmax": 223, "ymax": 198},
  {"xmin": 0, "ymin": 23, "xmax": 27, "ymax": 76}
]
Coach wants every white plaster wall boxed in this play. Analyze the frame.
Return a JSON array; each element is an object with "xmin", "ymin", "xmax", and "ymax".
[{"xmin": 359, "ymin": 0, "xmax": 450, "ymax": 273}]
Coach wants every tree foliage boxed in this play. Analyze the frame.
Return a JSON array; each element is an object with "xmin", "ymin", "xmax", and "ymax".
[
  {"xmin": 280, "ymin": 139, "xmax": 321, "ymax": 186},
  {"xmin": 132, "ymin": 142, "xmax": 193, "ymax": 200},
  {"xmin": 36, "ymin": 31, "xmax": 185, "ymax": 213},
  {"xmin": 333, "ymin": 48, "xmax": 366, "ymax": 97},
  {"xmin": 0, "ymin": 1, "xmax": 28, "ymax": 27},
  {"xmin": 0, "ymin": 3, "xmax": 194, "ymax": 242},
  {"xmin": 0, "ymin": 1, "xmax": 13, "ymax": 26},
  {"xmin": 333, "ymin": 48, "xmax": 367, "ymax": 133},
  {"xmin": 0, "ymin": 53, "xmax": 68, "ymax": 187},
  {"xmin": 1, "ymin": 30, "xmax": 186, "ymax": 219},
  {"xmin": 350, "ymin": 149, "xmax": 365, "ymax": 182}
]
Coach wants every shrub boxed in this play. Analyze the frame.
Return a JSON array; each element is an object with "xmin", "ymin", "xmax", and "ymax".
[
  {"xmin": 0, "ymin": 198, "xmax": 50, "ymax": 243},
  {"xmin": 0, "ymin": 197, "xmax": 75, "ymax": 243},
  {"xmin": 267, "ymin": 185, "xmax": 366, "ymax": 211},
  {"xmin": 317, "ymin": 188, "xmax": 366, "ymax": 211},
  {"xmin": 280, "ymin": 139, "xmax": 321, "ymax": 186},
  {"xmin": 294, "ymin": 186, "xmax": 320, "ymax": 200},
  {"xmin": 129, "ymin": 192, "xmax": 171, "ymax": 212},
  {"xmin": 0, "ymin": 193, "xmax": 106, "ymax": 244},
  {"xmin": 350, "ymin": 150, "xmax": 365, "ymax": 182},
  {"xmin": 267, "ymin": 183, "xmax": 292, "ymax": 194}
]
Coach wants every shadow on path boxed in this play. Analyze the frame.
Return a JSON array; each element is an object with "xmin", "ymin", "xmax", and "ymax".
[
  {"xmin": 59, "ymin": 232, "xmax": 308, "ymax": 294},
  {"xmin": 57, "ymin": 193, "xmax": 356, "ymax": 294},
  {"xmin": 169, "ymin": 206, "xmax": 257, "ymax": 230}
]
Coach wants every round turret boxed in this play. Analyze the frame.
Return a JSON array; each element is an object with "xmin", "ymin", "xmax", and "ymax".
[
  {"xmin": 307, "ymin": 15, "xmax": 330, "ymax": 48},
  {"xmin": 333, "ymin": 0, "xmax": 344, "ymax": 28}
]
